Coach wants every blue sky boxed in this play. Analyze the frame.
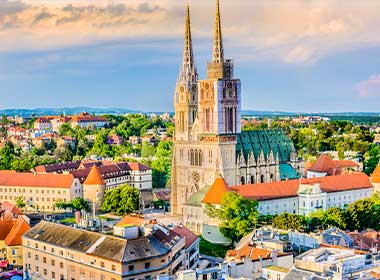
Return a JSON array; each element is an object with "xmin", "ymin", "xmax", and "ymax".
[{"xmin": 0, "ymin": 0, "xmax": 380, "ymax": 112}]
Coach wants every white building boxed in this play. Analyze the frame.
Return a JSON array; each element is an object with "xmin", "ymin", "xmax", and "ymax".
[{"xmin": 184, "ymin": 173, "xmax": 373, "ymax": 244}]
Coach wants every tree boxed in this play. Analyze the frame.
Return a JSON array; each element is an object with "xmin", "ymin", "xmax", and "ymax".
[
  {"xmin": 70, "ymin": 197, "xmax": 90, "ymax": 211},
  {"xmin": 272, "ymin": 213, "xmax": 305, "ymax": 231},
  {"xmin": 101, "ymin": 185, "xmax": 140, "ymax": 215},
  {"xmin": 15, "ymin": 197, "xmax": 26, "ymax": 210},
  {"xmin": 141, "ymin": 141, "xmax": 155, "ymax": 158},
  {"xmin": 323, "ymin": 207, "xmax": 346, "ymax": 229},
  {"xmin": 344, "ymin": 198, "xmax": 379, "ymax": 231},
  {"xmin": 206, "ymin": 192, "xmax": 259, "ymax": 242}
]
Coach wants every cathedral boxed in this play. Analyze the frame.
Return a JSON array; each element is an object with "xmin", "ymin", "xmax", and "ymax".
[{"xmin": 171, "ymin": 0, "xmax": 304, "ymax": 215}]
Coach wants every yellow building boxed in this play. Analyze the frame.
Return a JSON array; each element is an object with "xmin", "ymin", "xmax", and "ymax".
[
  {"xmin": 0, "ymin": 216, "xmax": 30, "ymax": 268},
  {"xmin": 23, "ymin": 221, "xmax": 186, "ymax": 280},
  {"xmin": 0, "ymin": 171, "xmax": 82, "ymax": 212}
]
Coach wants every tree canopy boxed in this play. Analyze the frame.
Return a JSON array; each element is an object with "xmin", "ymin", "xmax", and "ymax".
[
  {"xmin": 101, "ymin": 185, "xmax": 140, "ymax": 215},
  {"xmin": 206, "ymin": 192, "xmax": 259, "ymax": 242}
]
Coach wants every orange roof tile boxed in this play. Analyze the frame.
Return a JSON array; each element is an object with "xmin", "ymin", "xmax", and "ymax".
[
  {"xmin": 226, "ymin": 244, "xmax": 271, "ymax": 261},
  {"xmin": 0, "ymin": 172, "xmax": 75, "ymax": 188},
  {"xmin": 228, "ymin": 173, "xmax": 372, "ymax": 202},
  {"xmin": 309, "ymin": 154, "xmax": 338, "ymax": 174},
  {"xmin": 372, "ymin": 163, "xmax": 380, "ymax": 183},
  {"xmin": 0, "ymin": 221, "xmax": 14, "ymax": 240},
  {"xmin": 83, "ymin": 165, "xmax": 105, "ymax": 185},
  {"xmin": 5, "ymin": 216, "xmax": 30, "ymax": 246},
  {"xmin": 0, "ymin": 201, "xmax": 22, "ymax": 215},
  {"xmin": 116, "ymin": 215, "xmax": 155, "ymax": 227},
  {"xmin": 202, "ymin": 175, "xmax": 229, "ymax": 204}
]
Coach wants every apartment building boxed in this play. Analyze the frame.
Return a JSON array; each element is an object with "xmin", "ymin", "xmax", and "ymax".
[
  {"xmin": 0, "ymin": 171, "xmax": 82, "ymax": 211},
  {"xmin": 23, "ymin": 222, "xmax": 186, "ymax": 280}
]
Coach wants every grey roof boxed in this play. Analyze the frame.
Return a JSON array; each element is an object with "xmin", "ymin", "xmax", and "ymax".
[
  {"xmin": 284, "ymin": 268, "xmax": 315, "ymax": 280},
  {"xmin": 24, "ymin": 221, "xmax": 170, "ymax": 263}
]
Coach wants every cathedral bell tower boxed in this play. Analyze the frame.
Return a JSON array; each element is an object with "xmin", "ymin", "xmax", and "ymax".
[
  {"xmin": 198, "ymin": 0, "xmax": 241, "ymax": 135},
  {"xmin": 174, "ymin": 2, "xmax": 198, "ymax": 142}
]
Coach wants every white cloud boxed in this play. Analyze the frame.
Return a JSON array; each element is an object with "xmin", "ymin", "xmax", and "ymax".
[
  {"xmin": 356, "ymin": 75, "xmax": 380, "ymax": 97},
  {"xmin": 0, "ymin": 0, "xmax": 379, "ymax": 65}
]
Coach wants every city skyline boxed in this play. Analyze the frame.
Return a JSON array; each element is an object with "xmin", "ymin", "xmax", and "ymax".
[{"xmin": 1, "ymin": 0, "xmax": 380, "ymax": 112}]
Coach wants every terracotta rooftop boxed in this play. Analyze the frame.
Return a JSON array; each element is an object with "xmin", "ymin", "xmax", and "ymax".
[
  {"xmin": 171, "ymin": 225, "xmax": 199, "ymax": 249},
  {"xmin": 116, "ymin": 215, "xmax": 155, "ymax": 227},
  {"xmin": 0, "ymin": 172, "xmax": 75, "ymax": 188},
  {"xmin": 202, "ymin": 175, "xmax": 229, "ymax": 204},
  {"xmin": 309, "ymin": 154, "xmax": 359, "ymax": 175},
  {"xmin": 226, "ymin": 244, "xmax": 272, "ymax": 262},
  {"xmin": 372, "ymin": 163, "xmax": 380, "ymax": 183},
  {"xmin": 0, "ymin": 201, "xmax": 22, "ymax": 215},
  {"xmin": 5, "ymin": 216, "xmax": 30, "ymax": 246},
  {"xmin": 0, "ymin": 220, "xmax": 14, "ymax": 240},
  {"xmin": 83, "ymin": 165, "xmax": 105, "ymax": 185},
  {"xmin": 203, "ymin": 173, "xmax": 373, "ymax": 204}
]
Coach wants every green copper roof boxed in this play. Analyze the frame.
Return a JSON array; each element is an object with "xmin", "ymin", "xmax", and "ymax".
[
  {"xmin": 185, "ymin": 186, "xmax": 211, "ymax": 207},
  {"xmin": 279, "ymin": 163, "xmax": 300, "ymax": 180},
  {"xmin": 236, "ymin": 130, "xmax": 295, "ymax": 163}
]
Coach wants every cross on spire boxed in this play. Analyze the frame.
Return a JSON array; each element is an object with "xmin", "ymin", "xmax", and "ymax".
[{"xmin": 212, "ymin": 0, "xmax": 224, "ymax": 63}]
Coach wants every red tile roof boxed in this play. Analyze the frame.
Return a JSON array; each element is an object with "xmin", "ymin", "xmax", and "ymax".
[
  {"xmin": 372, "ymin": 163, "xmax": 380, "ymax": 183},
  {"xmin": 83, "ymin": 165, "xmax": 105, "ymax": 185},
  {"xmin": 116, "ymin": 215, "xmax": 155, "ymax": 227},
  {"xmin": 171, "ymin": 225, "xmax": 199, "ymax": 249},
  {"xmin": 226, "ymin": 244, "xmax": 271, "ymax": 261},
  {"xmin": 0, "ymin": 201, "xmax": 22, "ymax": 215},
  {"xmin": 309, "ymin": 154, "xmax": 359, "ymax": 175},
  {"xmin": 204, "ymin": 173, "xmax": 373, "ymax": 204},
  {"xmin": 5, "ymin": 216, "xmax": 31, "ymax": 246},
  {"xmin": 0, "ymin": 172, "xmax": 75, "ymax": 188},
  {"xmin": 202, "ymin": 175, "xmax": 229, "ymax": 204},
  {"xmin": 0, "ymin": 220, "xmax": 14, "ymax": 240}
]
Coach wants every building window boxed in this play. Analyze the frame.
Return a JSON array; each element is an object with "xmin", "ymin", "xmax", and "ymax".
[
  {"xmin": 145, "ymin": 262, "xmax": 150, "ymax": 269},
  {"xmin": 100, "ymin": 262, "xmax": 104, "ymax": 268},
  {"xmin": 51, "ymin": 259, "xmax": 55, "ymax": 266},
  {"xmin": 128, "ymin": 265, "xmax": 134, "ymax": 271},
  {"xmin": 52, "ymin": 272, "xmax": 56, "ymax": 279},
  {"xmin": 111, "ymin": 264, "xmax": 116, "ymax": 271},
  {"xmin": 60, "ymin": 262, "xmax": 63, "ymax": 269}
]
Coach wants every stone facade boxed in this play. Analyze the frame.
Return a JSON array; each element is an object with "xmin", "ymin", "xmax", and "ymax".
[{"xmin": 171, "ymin": 1, "xmax": 303, "ymax": 215}]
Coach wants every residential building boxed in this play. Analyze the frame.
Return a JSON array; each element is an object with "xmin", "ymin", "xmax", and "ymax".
[
  {"xmin": 0, "ymin": 216, "xmax": 30, "ymax": 268},
  {"xmin": 262, "ymin": 266, "xmax": 289, "ymax": 280},
  {"xmin": 306, "ymin": 154, "xmax": 361, "ymax": 178},
  {"xmin": 171, "ymin": 0, "xmax": 304, "ymax": 216},
  {"xmin": 33, "ymin": 117, "xmax": 53, "ymax": 131},
  {"xmin": 284, "ymin": 247, "xmax": 376, "ymax": 280},
  {"xmin": 107, "ymin": 134, "xmax": 124, "ymax": 145},
  {"xmin": 171, "ymin": 225, "xmax": 200, "ymax": 270},
  {"xmin": 224, "ymin": 238, "xmax": 293, "ymax": 279},
  {"xmin": 70, "ymin": 112, "xmax": 108, "ymax": 129},
  {"xmin": 184, "ymin": 173, "xmax": 373, "ymax": 243},
  {"xmin": 36, "ymin": 160, "xmax": 153, "ymax": 191},
  {"xmin": 23, "ymin": 221, "xmax": 187, "ymax": 280},
  {"xmin": 0, "ymin": 171, "xmax": 82, "ymax": 211}
]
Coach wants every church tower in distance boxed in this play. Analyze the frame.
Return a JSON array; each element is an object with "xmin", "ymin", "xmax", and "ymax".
[{"xmin": 171, "ymin": 0, "xmax": 241, "ymax": 215}]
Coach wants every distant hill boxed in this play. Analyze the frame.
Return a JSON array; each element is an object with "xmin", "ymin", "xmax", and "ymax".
[
  {"xmin": 0, "ymin": 107, "xmax": 141, "ymax": 117},
  {"xmin": 0, "ymin": 107, "xmax": 379, "ymax": 118}
]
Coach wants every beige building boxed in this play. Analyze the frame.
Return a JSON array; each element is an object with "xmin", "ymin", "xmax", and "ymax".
[
  {"xmin": 23, "ymin": 221, "xmax": 186, "ymax": 280},
  {"xmin": 0, "ymin": 171, "xmax": 82, "ymax": 211}
]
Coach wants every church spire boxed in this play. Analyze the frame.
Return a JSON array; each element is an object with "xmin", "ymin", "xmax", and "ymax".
[
  {"xmin": 178, "ymin": 1, "xmax": 197, "ymax": 83},
  {"xmin": 212, "ymin": 0, "xmax": 224, "ymax": 63}
]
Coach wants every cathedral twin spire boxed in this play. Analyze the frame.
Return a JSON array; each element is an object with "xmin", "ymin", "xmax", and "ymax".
[
  {"xmin": 212, "ymin": 0, "xmax": 224, "ymax": 63},
  {"xmin": 178, "ymin": 0, "xmax": 225, "ymax": 82},
  {"xmin": 178, "ymin": 2, "xmax": 197, "ymax": 84}
]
